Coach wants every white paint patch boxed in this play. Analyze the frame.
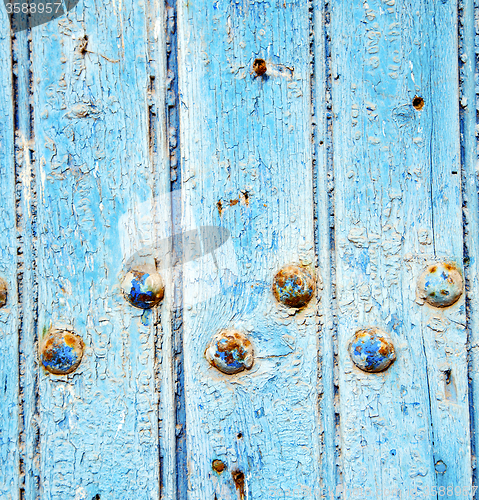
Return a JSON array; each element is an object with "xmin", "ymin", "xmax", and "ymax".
[
  {"xmin": 409, "ymin": 60, "xmax": 416, "ymax": 85},
  {"xmin": 114, "ymin": 410, "xmax": 127, "ymax": 439}
]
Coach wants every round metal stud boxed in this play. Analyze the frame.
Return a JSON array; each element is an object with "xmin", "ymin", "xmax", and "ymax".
[
  {"xmin": 348, "ymin": 327, "xmax": 396, "ymax": 373},
  {"xmin": 272, "ymin": 264, "xmax": 315, "ymax": 308},
  {"xmin": 39, "ymin": 329, "xmax": 84, "ymax": 375},
  {"xmin": 205, "ymin": 329, "xmax": 254, "ymax": 375},
  {"xmin": 0, "ymin": 277, "xmax": 7, "ymax": 308},
  {"xmin": 121, "ymin": 267, "xmax": 164, "ymax": 309},
  {"xmin": 417, "ymin": 262, "xmax": 463, "ymax": 308}
]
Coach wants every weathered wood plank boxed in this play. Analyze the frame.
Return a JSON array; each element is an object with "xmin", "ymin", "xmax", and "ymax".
[
  {"xmin": 312, "ymin": 1, "xmax": 338, "ymax": 496},
  {"xmin": 0, "ymin": 11, "xmax": 19, "ymax": 499},
  {"xmin": 331, "ymin": 0, "xmax": 471, "ymax": 497},
  {"xmin": 178, "ymin": 1, "xmax": 323, "ymax": 498},
  {"xmin": 12, "ymin": 26, "xmax": 41, "ymax": 500},
  {"xmin": 30, "ymin": 1, "xmax": 172, "ymax": 497},
  {"xmin": 462, "ymin": 0, "xmax": 479, "ymax": 494}
]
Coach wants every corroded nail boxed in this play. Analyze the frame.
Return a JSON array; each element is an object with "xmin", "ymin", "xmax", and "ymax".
[
  {"xmin": 205, "ymin": 329, "xmax": 254, "ymax": 375},
  {"xmin": 253, "ymin": 58, "xmax": 267, "ymax": 76},
  {"xmin": 212, "ymin": 459, "xmax": 226, "ymax": 474},
  {"xmin": 348, "ymin": 327, "xmax": 396, "ymax": 373},
  {"xmin": 417, "ymin": 262, "xmax": 463, "ymax": 308},
  {"xmin": 0, "ymin": 277, "xmax": 7, "ymax": 308},
  {"xmin": 121, "ymin": 266, "xmax": 164, "ymax": 309},
  {"xmin": 412, "ymin": 95, "xmax": 425, "ymax": 110},
  {"xmin": 272, "ymin": 264, "xmax": 315, "ymax": 308},
  {"xmin": 39, "ymin": 329, "xmax": 84, "ymax": 375}
]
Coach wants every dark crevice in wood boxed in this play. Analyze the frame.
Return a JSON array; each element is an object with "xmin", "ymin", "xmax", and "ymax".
[
  {"xmin": 165, "ymin": 0, "xmax": 187, "ymax": 497},
  {"xmin": 310, "ymin": 0, "xmax": 340, "ymax": 495},
  {"xmin": 458, "ymin": 0, "xmax": 478, "ymax": 490},
  {"xmin": 145, "ymin": 0, "xmax": 164, "ymax": 494}
]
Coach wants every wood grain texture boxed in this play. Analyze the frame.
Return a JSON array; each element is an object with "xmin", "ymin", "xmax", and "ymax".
[
  {"xmin": 12, "ymin": 25, "xmax": 41, "ymax": 500},
  {"xmin": 1, "ymin": 0, "xmax": 476, "ymax": 497},
  {"xmin": 312, "ymin": 1, "xmax": 338, "ymax": 496},
  {"xmin": 0, "ymin": 9, "xmax": 19, "ymax": 499},
  {"xmin": 462, "ymin": 0, "xmax": 479, "ymax": 492},
  {"xmin": 331, "ymin": 0, "xmax": 471, "ymax": 498},
  {"xmin": 29, "ymin": 0, "xmax": 171, "ymax": 497},
  {"xmin": 177, "ymin": 1, "xmax": 322, "ymax": 498}
]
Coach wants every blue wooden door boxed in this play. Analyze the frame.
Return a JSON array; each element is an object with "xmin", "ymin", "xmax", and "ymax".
[{"xmin": 0, "ymin": 0, "xmax": 478, "ymax": 498}]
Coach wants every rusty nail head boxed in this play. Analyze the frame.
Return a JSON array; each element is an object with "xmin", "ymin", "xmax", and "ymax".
[
  {"xmin": 212, "ymin": 459, "xmax": 226, "ymax": 473},
  {"xmin": 205, "ymin": 329, "xmax": 254, "ymax": 375},
  {"xmin": 253, "ymin": 58, "xmax": 267, "ymax": 76},
  {"xmin": 39, "ymin": 329, "xmax": 84, "ymax": 375},
  {"xmin": 121, "ymin": 266, "xmax": 164, "ymax": 309},
  {"xmin": 417, "ymin": 262, "xmax": 463, "ymax": 308},
  {"xmin": 0, "ymin": 277, "xmax": 7, "ymax": 308},
  {"xmin": 348, "ymin": 327, "xmax": 396, "ymax": 373},
  {"xmin": 272, "ymin": 264, "xmax": 315, "ymax": 308}
]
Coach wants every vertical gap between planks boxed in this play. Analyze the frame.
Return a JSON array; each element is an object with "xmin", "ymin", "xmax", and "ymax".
[
  {"xmin": 460, "ymin": 0, "xmax": 478, "ymax": 490},
  {"xmin": 12, "ymin": 27, "xmax": 40, "ymax": 500},
  {"xmin": 165, "ymin": 0, "xmax": 187, "ymax": 497},
  {"xmin": 311, "ymin": 0, "xmax": 341, "ymax": 497},
  {"xmin": 11, "ymin": 21, "xmax": 40, "ymax": 499}
]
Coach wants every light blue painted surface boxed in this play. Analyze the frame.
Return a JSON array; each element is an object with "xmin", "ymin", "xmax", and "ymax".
[
  {"xmin": 177, "ymin": 1, "xmax": 322, "ymax": 498},
  {"xmin": 29, "ymin": 0, "xmax": 172, "ymax": 497},
  {"xmin": 0, "ymin": 0, "xmax": 477, "ymax": 498},
  {"xmin": 331, "ymin": 0, "xmax": 472, "ymax": 498},
  {"xmin": 0, "ymin": 8, "xmax": 19, "ymax": 499}
]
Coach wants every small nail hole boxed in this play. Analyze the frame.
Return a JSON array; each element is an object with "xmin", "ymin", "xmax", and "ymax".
[
  {"xmin": 92, "ymin": 495, "xmax": 100, "ymax": 500},
  {"xmin": 237, "ymin": 432, "xmax": 243, "ymax": 439},
  {"xmin": 253, "ymin": 58, "xmax": 267, "ymax": 76},
  {"xmin": 412, "ymin": 95, "xmax": 425, "ymax": 110},
  {"xmin": 435, "ymin": 460, "xmax": 447, "ymax": 474}
]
